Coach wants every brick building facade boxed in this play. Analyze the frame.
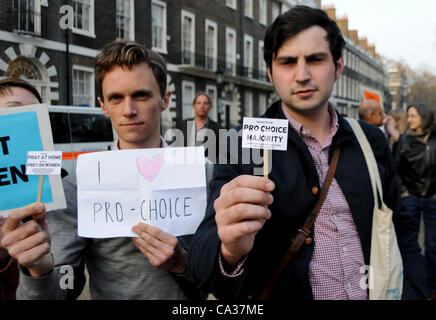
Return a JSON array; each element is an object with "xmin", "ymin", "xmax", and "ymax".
[
  {"xmin": 0, "ymin": 0, "xmax": 389, "ymax": 134},
  {"xmin": 1, "ymin": 0, "xmax": 296, "ymax": 132},
  {"xmin": 324, "ymin": 5, "xmax": 391, "ymax": 116}
]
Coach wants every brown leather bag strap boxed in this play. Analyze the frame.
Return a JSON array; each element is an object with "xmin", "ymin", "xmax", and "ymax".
[{"xmin": 258, "ymin": 146, "xmax": 341, "ymax": 300}]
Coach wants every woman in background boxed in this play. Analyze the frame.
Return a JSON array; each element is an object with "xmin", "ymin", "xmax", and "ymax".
[
  {"xmin": 395, "ymin": 104, "xmax": 436, "ymax": 300},
  {"xmin": 384, "ymin": 109, "xmax": 407, "ymax": 150}
]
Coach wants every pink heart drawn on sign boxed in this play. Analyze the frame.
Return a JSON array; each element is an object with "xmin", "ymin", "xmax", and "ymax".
[{"xmin": 136, "ymin": 154, "xmax": 164, "ymax": 182}]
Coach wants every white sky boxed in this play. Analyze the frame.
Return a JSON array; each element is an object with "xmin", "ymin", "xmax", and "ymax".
[{"xmin": 323, "ymin": 0, "xmax": 436, "ymax": 74}]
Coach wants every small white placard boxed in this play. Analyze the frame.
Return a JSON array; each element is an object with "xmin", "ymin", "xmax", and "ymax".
[
  {"xmin": 242, "ymin": 117, "xmax": 289, "ymax": 151},
  {"xmin": 26, "ymin": 151, "xmax": 63, "ymax": 175}
]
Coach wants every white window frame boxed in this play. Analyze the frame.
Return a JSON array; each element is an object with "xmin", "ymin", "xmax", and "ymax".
[
  {"xmin": 151, "ymin": 0, "xmax": 167, "ymax": 54},
  {"xmin": 244, "ymin": 34, "xmax": 254, "ymax": 78},
  {"xmin": 206, "ymin": 84, "xmax": 218, "ymax": 122},
  {"xmin": 72, "ymin": 0, "xmax": 95, "ymax": 38},
  {"xmin": 272, "ymin": 1, "xmax": 280, "ymax": 22},
  {"xmin": 116, "ymin": 0, "xmax": 135, "ymax": 41},
  {"xmin": 244, "ymin": 0, "xmax": 253, "ymax": 18},
  {"xmin": 351, "ymin": 79, "xmax": 357, "ymax": 100},
  {"xmin": 355, "ymin": 79, "xmax": 359, "ymax": 101},
  {"xmin": 258, "ymin": 40, "xmax": 266, "ymax": 79},
  {"xmin": 182, "ymin": 80, "xmax": 195, "ymax": 119},
  {"xmin": 342, "ymin": 76, "xmax": 348, "ymax": 99},
  {"xmin": 352, "ymin": 53, "xmax": 356, "ymax": 71},
  {"xmin": 333, "ymin": 80, "xmax": 338, "ymax": 97},
  {"xmin": 35, "ymin": 0, "xmax": 42, "ymax": 35},
  {"xmin": 226, "ymin": 0, "xmax": 237, "ymax": 10},
  {"xmin": 259, "ymin": 0, "xmax": 267, "ymax": 25},
  {"xmin": 205, "ymin": 19, "xmax": 218, "ymax": 72},
  {"xmin": 338, "ymin": 76, "xmax": 343, "ymax": 98},
  {"xmin": 245, "ymin": 90, "xmax": 253, "ymax": 117},
  {"xmin": 341, "ymin": 76, "xmax": 345, "ymax": 98},
  {"xmin": 15, "ymin": 0, "xmax": 42, "ymax": 35},
  {"xmin": 181, "ymin": 10, "xmax": 195, "ymax": 66},
  {"xmin": 343, "ymin": 49, "xmax": 348, "ymax": 67},
  {"xmin": 72, "ymin": 65, "xmax": 95, "ymax": 107},
  {"xmin": 258, "ymin": 93, "xmax": 267, "ymax": 116},
  {"xmin": 226, "ymin": 27, "xmax": 237, "ymax": 76}
]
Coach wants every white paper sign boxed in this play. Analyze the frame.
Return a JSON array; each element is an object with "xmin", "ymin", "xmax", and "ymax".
[
  {"xmin": 77, "ymin": 147, "xmax": 207, "ymax": 238},
  {"xmin": 242, "ymin": 117, "xmax": 289, "ymax": 151},
  {"xmin": 26, "ymin": 151, "xmax": 62, "ymax": 175}
]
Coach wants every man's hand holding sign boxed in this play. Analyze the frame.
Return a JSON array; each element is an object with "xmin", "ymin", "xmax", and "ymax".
[
  {"xmin": 1, "ymin": 203, "xmax": 53, "ymax": 277},
  {"xmin": 215, "ymin": 175, "xmax": 275, "ymax": 266},
  {"xmin": 216, "ymin": 118, "xmax": 288, "ymax": 266},
  {"xmin": 132, "ymin": 223, "xmax": 188, "ymax": 273}
]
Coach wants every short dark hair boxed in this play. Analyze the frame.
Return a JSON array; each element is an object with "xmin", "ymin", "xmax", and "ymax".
[
  {"xmin": 407, "ymin": 104, "xmax": 435, "ymax": 132},
  {"xmin": 264, "ymin": 5, "xmax": 345, "ymax": 71},
  {"xmin": 95, "ymin": 40, "xmax": 167, "ymax": 98},
  {"xmin": 0, "ymin": 77, "xmax": 43, "ymax": 103}
]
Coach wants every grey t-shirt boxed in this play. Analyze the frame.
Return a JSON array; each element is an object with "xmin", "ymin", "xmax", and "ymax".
[{"xmin": 17, "ymin": 174, "xmax": 196, "ymax": 300}]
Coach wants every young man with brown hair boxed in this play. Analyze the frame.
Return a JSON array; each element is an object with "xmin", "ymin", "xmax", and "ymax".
[
  {"xmin": 1, "ymin": 41, "xmax": 202, "ymax": 299},
  {"xmin": 188, "ymin": 6, "xmax": 427, "ymax": 300}
]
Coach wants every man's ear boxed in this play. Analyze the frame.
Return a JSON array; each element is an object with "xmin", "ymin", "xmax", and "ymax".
[
  {"xmin": 98, "ymin": 97, "xmax": 109, "ymax": 117},
  {"xmin": 335, "ymin": 56, "xmax": 344, "ymax": 80},
  {"xmin": 160, "ymin": 91, "xmax": 171, "ymax": 112},
  {"xmin": 267, "ymin": 67, "xmax": 273, "ymax": 84}
]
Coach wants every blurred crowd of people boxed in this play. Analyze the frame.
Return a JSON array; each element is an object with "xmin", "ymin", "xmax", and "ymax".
[{"xmin": 359, "ymin": 100, "xmax": 436, "ymax": 299}]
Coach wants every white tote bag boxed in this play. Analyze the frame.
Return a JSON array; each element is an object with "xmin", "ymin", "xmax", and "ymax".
[{"xmin": 347, "ymin": 118, "xmax": 403, "ymax": 300}]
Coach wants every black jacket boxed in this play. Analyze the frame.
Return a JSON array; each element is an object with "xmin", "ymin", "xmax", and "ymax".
[
  {"xmin": 395, "ymin": 132, "xmax": 436, "ymax": 197},
  {"xmin": 188, "ymin": 101, "xmax": 428, "ymax": 300}
]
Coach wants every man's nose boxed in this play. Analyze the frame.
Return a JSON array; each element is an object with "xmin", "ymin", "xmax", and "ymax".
[
  {"xmin": 123, "ymin": 98, "xmax": 137, "ymax": 117},
  {"xmin": 295, "ymin": 61, "xmax": 311, "ymax": 83}
]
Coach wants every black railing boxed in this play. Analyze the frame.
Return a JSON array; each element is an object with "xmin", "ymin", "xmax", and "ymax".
[
  {"xmin": 343, "ymin": 66, "xmax": 386, "ymax": 92},
  {"xmin": 239, "ymin": 65, "xmax": 269, "ymax": 82},
  {"xmin": 178, "ymin": 51, "xmax": 269, "ymax": 82}
]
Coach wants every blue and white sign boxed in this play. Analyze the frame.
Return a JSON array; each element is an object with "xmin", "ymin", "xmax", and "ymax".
[{"xmin": 0, "ymin": 105, "xmax": 66, "ymax": 216}]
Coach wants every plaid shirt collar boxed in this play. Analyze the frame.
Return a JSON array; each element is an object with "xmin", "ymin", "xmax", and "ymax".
[{"xmin": 281, "ymin": 103, "xmax": 339, "ymax": 147}]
